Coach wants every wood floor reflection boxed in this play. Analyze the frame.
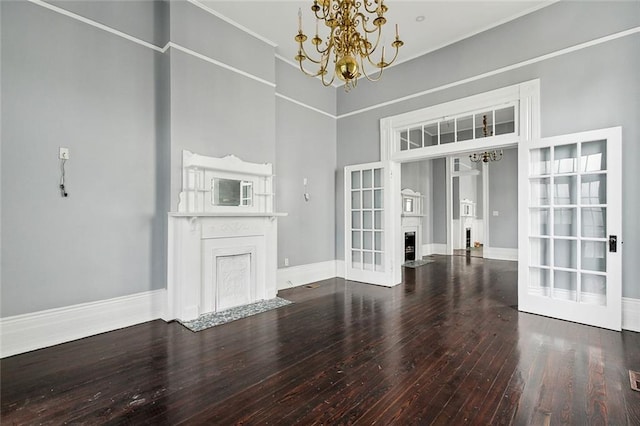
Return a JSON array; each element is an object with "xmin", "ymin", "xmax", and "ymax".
[{"xmin": 2, "ymin": 255, "xmax": 639, "ymax": 424}]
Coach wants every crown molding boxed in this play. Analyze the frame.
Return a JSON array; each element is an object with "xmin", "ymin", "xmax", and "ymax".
[{"xmin": 337, "ymin": 27, "xmax": 640, "ymax": 120}]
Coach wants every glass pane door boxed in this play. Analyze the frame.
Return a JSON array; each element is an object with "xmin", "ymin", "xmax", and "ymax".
[
  {"xmin": 345, "ymin": 162, "xmax": 399, "ymax": 286},
  {"xmin": 520, "ymin": 128, "xmax": 621, "ymax": 330}
]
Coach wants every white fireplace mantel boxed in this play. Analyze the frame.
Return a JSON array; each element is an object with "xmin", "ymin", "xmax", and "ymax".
[{"xmin": 167, "ymin": 152, "xmax": 286, "ymax": 322}]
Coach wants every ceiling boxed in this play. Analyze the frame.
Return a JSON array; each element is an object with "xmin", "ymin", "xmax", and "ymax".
[{"xmin": 200, "ymin": 1, "xmax": 555, "ymax": 71}]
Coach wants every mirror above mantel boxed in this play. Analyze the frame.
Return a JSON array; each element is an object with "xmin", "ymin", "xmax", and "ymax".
[{"xmin": 175, "ymin": 151, "xmax": 285, "ymax": 217}]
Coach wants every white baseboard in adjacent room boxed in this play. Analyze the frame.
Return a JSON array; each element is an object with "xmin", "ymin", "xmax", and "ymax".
[
  {"xmin": 422, "ymin": 243, "xmax": 447, "ymax": 256},
  {"xmin": 623, "ymin": 297, "xmax": 640, "ymax": 332},
  {"xmin": 0, "ymin": 289, "xmax": 167, "ymax": 358},
  {"xmin": 277, "ymin": 260, "xmax": 337, "ymax": 290},
  {"xmin": 483, "ymin": 247, "xmax": 518, "ymax": 261}
]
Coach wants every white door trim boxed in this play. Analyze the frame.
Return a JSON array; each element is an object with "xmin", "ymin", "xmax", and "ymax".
[
  {"xmin": 380, "ymin": 80, "xmax": 540, "ymax": 275},
  {"xmin": 379, "ymin": 79, "xmax": 540, "ymax": 163}
]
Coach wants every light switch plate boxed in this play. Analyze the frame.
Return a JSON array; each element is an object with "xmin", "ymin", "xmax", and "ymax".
[{"xmin": 59, "ymin": 147, "xmax": 70, "ymax": 160}]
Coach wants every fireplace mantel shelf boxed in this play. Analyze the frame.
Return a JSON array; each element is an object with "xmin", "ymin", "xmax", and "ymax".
[{"xmin": 169, "ymin": 212, "xmax": 287, "ymax": 218}]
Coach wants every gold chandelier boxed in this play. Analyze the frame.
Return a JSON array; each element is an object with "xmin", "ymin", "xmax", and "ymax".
[
  {"xmin": 469, "ymin": 150, "xmax": 503, "ymax": 163},
  {"xmin": 295, "ymin": 0, "xmax": 404, "ymax": 91}
]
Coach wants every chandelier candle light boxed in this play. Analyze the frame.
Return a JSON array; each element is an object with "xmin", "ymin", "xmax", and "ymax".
[{"xmin": 295, "ymin": 0, "xmax": 404, "ymax": 91}]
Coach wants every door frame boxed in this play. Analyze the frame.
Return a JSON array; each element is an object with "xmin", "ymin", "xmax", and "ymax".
[
  {"xmin": 379, "ymin": 80, "xmax": 540, "ymax": 269},
  {"xmin": 447, "ymin": 157, "xmax": 489, "ymax": 256}
]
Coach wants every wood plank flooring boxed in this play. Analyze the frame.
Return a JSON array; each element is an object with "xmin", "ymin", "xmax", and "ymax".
[{"xmin": 2, "ymin": 255, "xmax": 639, "ymax": 424}]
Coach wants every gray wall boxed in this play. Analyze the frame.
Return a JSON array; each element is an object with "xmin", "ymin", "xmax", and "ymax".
[
  {"xmin": 275, "ymin": 58, "xmax": 337, "ymax": 267},
  {"xmin": 431, "ymin": 159, "xmax": 447, "ymax": 245},
  {"xmin": 167, "ymin": 1, "xmax": 277, "ymax": 208},
  {"xmin": 488, "ymin": 148, "xmax": 518, "ymax": 248},
  {"xmin": 1, "ymin": 0, "xmax": 166, "ymax": 316},
  {"xmin": 2, "ymin": 0, "xmax": 638, "ymax": 319},
  {"xmin": 47, "ymin": 0, "xmax": 169, "ymax": 47},
  {"xmin": 335, "ymin": 1, "xmax": 639, "ymax": 298},
  {"xmin": 1, "ymin": 0, "xmax": 338, "ymax": 318}
]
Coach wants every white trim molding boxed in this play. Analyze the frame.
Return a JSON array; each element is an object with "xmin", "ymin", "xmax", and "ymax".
[
  {"xmin": 27, "ymin": 0, "xmax": 165, "ymax": 52},
  {"xmin": 336, "ymin": 260, "xmax": 346, "ymax": 279},
  {"xmin": 275, "ymin": 93, "xmax": 336, "ymax": 119},
  {"xmin": 484, "ymin": 247, "xmax": 518, "ymax": 261},
  {"xmin": 0, "ymin": 290, "xmax": 167, "ymax": 358},
  {"xmin": 622, "ymin": 297, "xmax": 640, "ymax": 333},
  {"xmin": 277, "ymin": 260, "xmax": 337, "ymax": 290},
  {"xmin": 422, "ymin": 244, "xmax": 448, "ymax": 256},
  {"xmin": 168, "ymin": 43, "xmax": 276, "ymax": 88},
  {"xmin": 379, "ymin": 80, "xmax": 538, "ymax": 163},
  {"xmin": 187, "ymin": 0, "xmax": 277, "ymax": 48},
  {"xmin": 339, "ymin": 27, "xmax": 640, "ymax": 120}
]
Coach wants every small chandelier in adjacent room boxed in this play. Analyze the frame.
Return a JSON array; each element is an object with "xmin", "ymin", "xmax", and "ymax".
[
  {"xmin": 469, "ymin": 150, "xmax": 504, "ymax": 163},
  {"xmin": 295, "ymin": 0, "xmax": 404, "ymax": 91},
  {"xmin": 469, "ymin": 114, "xmax": 503, "ymax": 163}
]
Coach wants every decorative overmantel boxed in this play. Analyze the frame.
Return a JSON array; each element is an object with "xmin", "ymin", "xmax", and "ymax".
[{"xmin": 167, "ymin": 151, "xmax": 286, "ymax": 322}]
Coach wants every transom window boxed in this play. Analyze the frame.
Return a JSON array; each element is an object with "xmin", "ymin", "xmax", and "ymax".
[{"xmin": 398, "ymin": 103, "xmax": 517, "ymax": 152}]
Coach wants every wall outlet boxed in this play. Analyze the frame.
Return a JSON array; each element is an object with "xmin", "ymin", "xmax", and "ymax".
[
  {"xmin": 284, "ymin": 257, "xmax": 289, "ymax": 267},
  {"xmin": 59, "ymin": 147, "xmax": 70, "ymax": 160},
  {"xmin": 493, "ymin": 210, "xmax": 499, "ymax": 216},
  {"xmin": 303, "ymin": 177, "xmax": 308, "ymax": 185}
]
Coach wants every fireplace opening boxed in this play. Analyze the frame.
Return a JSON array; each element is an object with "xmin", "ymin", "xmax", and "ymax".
[
  {"xmin": 405, "ymin": 232, "xmax": 416, "ymax": 262},
  {"xmin": 465, "ymin": 228, "xmax": 472, "ymax": 249}
]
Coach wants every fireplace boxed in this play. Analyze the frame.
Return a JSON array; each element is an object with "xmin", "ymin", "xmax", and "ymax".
[
  {"xmin": 405, "ymin": 232, "xmax": 416, "ymax": 262},
  {"xmin": 167, "ymin": 151, "xmax": 286, "ymax": 322},
  {"xmin": 216, "ymin": 253, "xmax": 251, "ymax": 310}
]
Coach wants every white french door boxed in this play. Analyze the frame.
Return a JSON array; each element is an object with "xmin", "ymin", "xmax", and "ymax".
[
  {"xmin": 518, "ymin": 127, "xmax": 622, "ymax": 330},
  {"xmin": 345, "ymin": 161, "xmax": 401, "ymax": 286}
]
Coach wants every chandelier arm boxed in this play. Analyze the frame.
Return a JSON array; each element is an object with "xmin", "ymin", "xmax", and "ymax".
[
  {"xmin": 360, "ymin": 26, "xmax": 382, "ymax": 57},
  {"xmin": 297, "ymin": 61, "xmax": 325, "ymax": 78},
  {"xmin": 315, "ymin": 25, "xmax": 338, "ymax": 56},
  {"xmin": 313, "ymin": 10, "xmax": 329, "ymax": 20},
  {"xmin": 354, "ymin": 12, "xmax": 380, "ymax": 34},
  {"xmin": 362, "ymin": 0, "xmax": 380, "ymax": 14},
  {"xmin": 363, "ymin": 43, "xmax": 400, "ymax": 69},
  {"xmin": 314, "ymin": 42, "xmax": 331, "ymax": 56},
  {"xmin": 360, "ymin": 59, "xmax": 384, "ymax": 82},
  {"xmin": 383, "ymin": 45, "xmax": 401, "ymax": 67},
  {"xmin": 312, "ymin": 3, "xmax": 330, "ymax": 20},
  {"xmin": 320, "ymin": 67, "xmax": 336, "ymax": 86},
  {"xmin": 298, "ymin": 44, "xmax": 325, "ymax": 65}
]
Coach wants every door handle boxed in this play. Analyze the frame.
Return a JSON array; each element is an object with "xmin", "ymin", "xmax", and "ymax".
[{"xmin": 609, "ymin": 235, "xmax": 617, "ymax": 253}]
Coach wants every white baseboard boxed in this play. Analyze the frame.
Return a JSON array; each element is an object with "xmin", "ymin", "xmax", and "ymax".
[
  {"xmin": 422, "ymin": 243, "xmax": 447, "ymax": 255},
  {"xmin": 623, "ymin": 297, "xmax": 640, "ymax": 332},
  {"xmin": 277, "ymin": 260, "xmax": 337, "ymax": 290},
  {"xmin": 0, "ymin": 289, "xmax": 167, "ymax": 358},
  {"xmin": 336, "ymin": 260, "xmax": 345, "ymax": 278},
  {"xmin": 484, "ymin": 247, "xmax": 518, "ymax": 261}
]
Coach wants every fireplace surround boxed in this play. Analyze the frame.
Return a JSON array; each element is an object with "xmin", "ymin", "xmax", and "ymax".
[{"xmin": 167, "ymin": 151, "xmax": 285, "ymax": 322}]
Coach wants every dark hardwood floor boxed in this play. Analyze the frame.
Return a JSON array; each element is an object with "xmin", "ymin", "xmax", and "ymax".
[{"xmin": 2, "ymin": 255, "xmax": 639, "ymax": 425}]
